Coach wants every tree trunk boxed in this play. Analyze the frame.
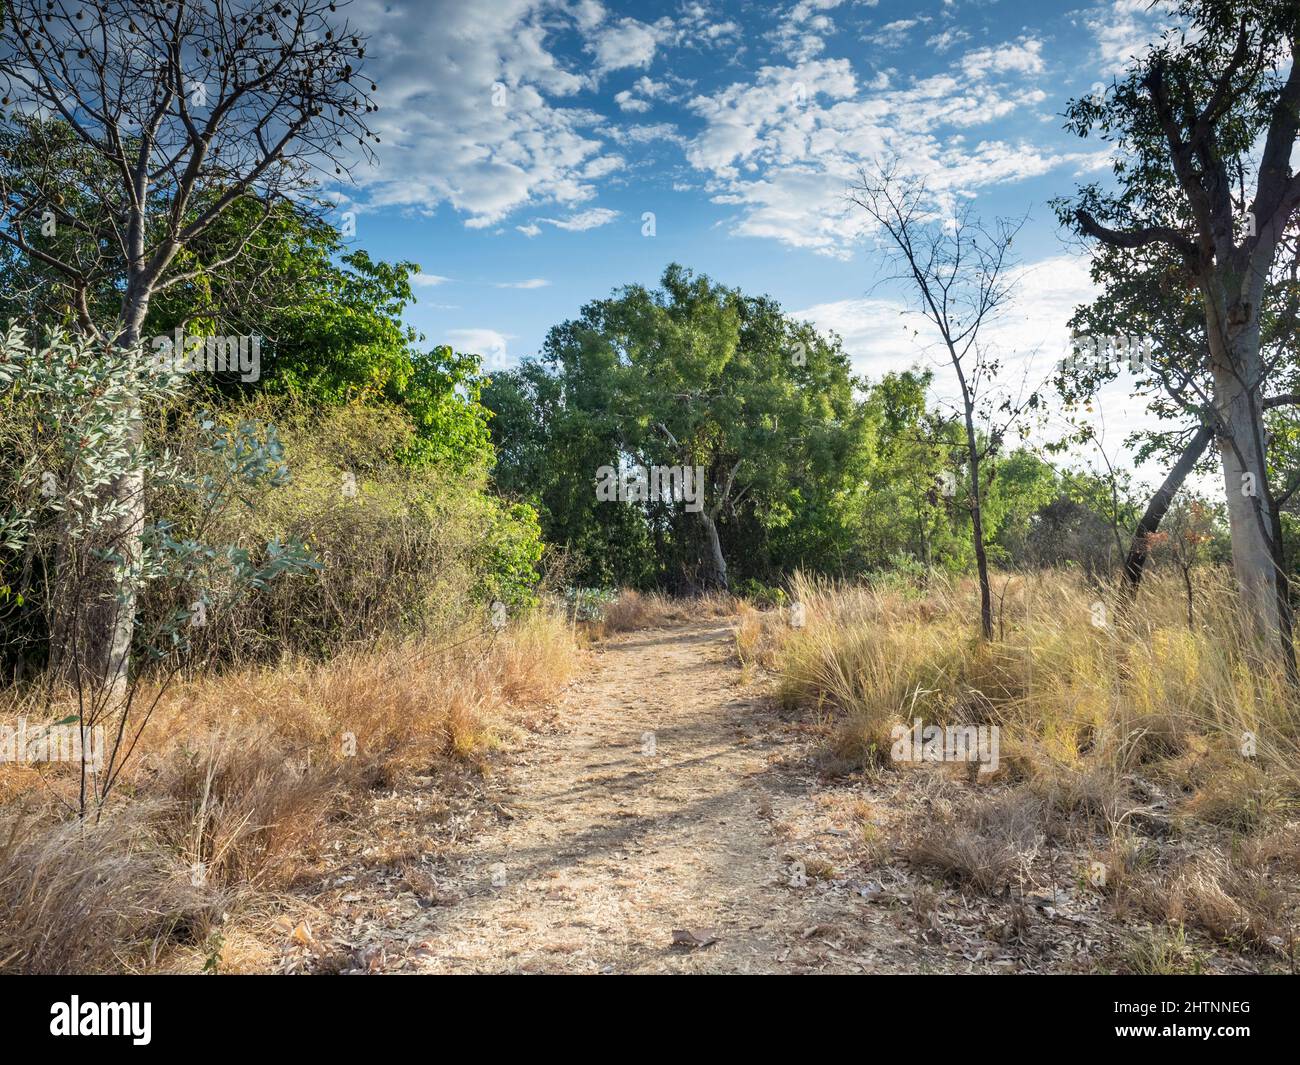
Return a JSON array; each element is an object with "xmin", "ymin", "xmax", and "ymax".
[
  {"xmin": 699, "ymin": 509, "xmax": 729, "ymax": 591},
  {"xmin": 83, "ymin": 466, "xmax": 143, "ymax": 700},
  {"xmin": 1121, "ymin": 424, "xmax": 1214, "ymax": 600},
  {"xmin": 1207, "ymin": 308, "xmax": 1296, "ymax": 673},
  {"xmin": 1213, "ymin": 367, "xmax": 1278, "ymax": 616},
  {"xmin": 81, "ymin": 313, "xmax": 149, "ymax": 701},
  {"xmin": 964, "ymin": 418, "xmax": 993, "ymax": 641},
  {"xmin": 969, "ymin": 493, "xmax": 993, "ymax": 640}
]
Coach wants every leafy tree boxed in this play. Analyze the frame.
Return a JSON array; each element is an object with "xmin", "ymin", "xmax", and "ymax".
[
  {"xmin": 0, "ymin": 0, "xmax": 376, "ymax": 695},
  {"xmin": 852, "ymin": 369, "xmax": 964, "ymax": 570},
  {"xmin": 0, "ymin": 325, "xmax": 313, "ymax": 814},
  {"xmin": 485, "ymin": 265, "xmax": 870, "ymax": 591},
  {"xmin": 1059, "ymin": 0, "xmax": 1300, "ymax": 670}
]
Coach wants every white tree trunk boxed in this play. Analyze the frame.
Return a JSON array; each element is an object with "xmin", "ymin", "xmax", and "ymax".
[
  {"xmin": 699, "ymin": 510, "xmax": 728, "ymax": 591},
  {"xmin": 1207, "ymin": 305, "xmax": 1290, "ymax": 658},
  {"xmin": 84, "ymin": 314, "xmax": 148, "ymax": 700}
]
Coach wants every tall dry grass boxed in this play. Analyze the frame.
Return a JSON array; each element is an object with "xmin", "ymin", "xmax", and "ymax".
[
  {"xmin": 597, "ymin": 588, "xmax": 737, "ymax": 635},
  {"xmin": 742, "ymin": 568, "xmax": 1300, "ymax": 960},
  {"xmin": 0, "ymin": 608, "xmax": 576, "ymax": 973},
  {"xmin": 748, "ymin": 569, "xmax": 1300, "ymax": 782}
]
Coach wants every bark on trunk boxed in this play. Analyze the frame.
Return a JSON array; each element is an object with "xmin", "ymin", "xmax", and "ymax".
[
  {"xmin": 964, "ymin": 419, "xmax": 993, "ymax": 641},
  {"xmin": 969, "ymin": 492, "xmax": 993, "ymax": 641},
  {"xmin": 1121, "ymin": 424, "xmax": 1214, "ymax": 600},
  {"xmin": 1204, "ymin": 286, "xmax": 1296, "ymax": 675},
  {"xmin": 1211, "ymin": 347, "xmax": 1289, "ymax": 647},
  {"xmin": 80, "ymin": 314, "xmax": 149, "ymax": 701},
  {"xmin": 699, "ymin": 509, "xmax": 728, "ymax": 591}
]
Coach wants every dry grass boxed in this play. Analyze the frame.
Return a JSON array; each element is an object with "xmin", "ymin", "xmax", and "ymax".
[
  {"xmin": 756, "ymin": 569, "xmax": 1300, "ymax": 794},
  {"xmin": 1112, "ymin": 925, "xmax": 1207, "ymax": 975},
  {"xmin": 597, "ymin": 588, "xmax": 737, "ymax": 635},
  {"xmin": 747, "ymin": 568, "xmax": 1300, "ymax": 964},
  {"xmin": 736, "ymin": 601, "xmax": 785, "ymax": 670},
  {"xmin": 0, "ymin": 608, "xmax": 577, "ymax": 974},
  {"xmin": 0, "ymin": 804, "xmax": 213, "ymax": 974},
  {"xmin": 1122, "ymin": 828, "xmax": 1300, "ymax": 952},
  {"xmin": 903, "ymin": 790, "xmax": 1048, "ymax": 893}
]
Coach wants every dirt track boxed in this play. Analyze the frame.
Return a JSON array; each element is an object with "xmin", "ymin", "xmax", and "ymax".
[
  {"xmin": 397, "ymin": 620, "xmax": 880, "ymax": 972},
  {"xmin": 276, "ymin": 620, "xmax": 1037, "ymax": 974}
]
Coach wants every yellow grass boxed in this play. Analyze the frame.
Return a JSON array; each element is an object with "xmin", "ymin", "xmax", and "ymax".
[
  {"xmin": 0, "ymin": 608, "xmax": 577, "ymax": 973},
  {"xmin": 596, "ymin": 588, "xmax": 737, "ymax": 635},
  {"xmin": 742, "ymin": 568, "xmax": 1300, "ymax": 957},
  {"xmin": 751, "ymin": 569, "xmax": 1300, "ymax": 784}
]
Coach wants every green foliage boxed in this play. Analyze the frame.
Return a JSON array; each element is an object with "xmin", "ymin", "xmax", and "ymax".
[
  {"xmin": 141, "ymin": 201, "xmax": 494, "ymax": 474},
  {"xmin": 735, "ymin": 578, "xmax": 787, "ymax": 607},
  {"xmin": 563, "ymin": 587, "xmax": 620, "ymax": 622},
  {"xmin": 485, "ymin": 265, "xmax": 1153, "ymax": 590},
  {"xmin": 480, "ymin": 500, "xmax": 545, "ymax": 610},
  {"xmin": 0, "ymin": 326, "xmax": 316, "ymax": 672},
  {"xmin": 486, "ymin": 264, "xmax": 873, "ymax": 589},
  {"xmin": 151, "ymin": 400, "xmax": 541, "ymax": 661}
]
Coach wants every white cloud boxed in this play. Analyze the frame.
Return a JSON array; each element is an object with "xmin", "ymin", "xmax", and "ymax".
[
  {"xmin": 926, "ymin": 28, "xmax": 970, "ymax": 54},
  {"xmin": 769, "ymin": 0, "xmax": 847, "ymax": 64},
  {"xmin": 588, "ymin": 16, "xmax": 670, "ymax": 75},
  {"xmin": 516, "ymin": 222, "xmax": 542, "ymax": 237},
  {"xmin": 412, "ymin": 272, "xmax": 454, "ymax": 287},
  {"xmin": 615, "ymin": 90, "xmax": 652, "ymax": 113},
  {"xmin": 582, "ymin": 155, "xmax": 627, "ymax": 178},
  {"xmin": 494, "ymin": 278, "xmax": 552, "ymax": 288},
  {"xmin": 603, "ymin": 121, "xmax": 684, "ymax": 146},
  {"xmin": 960, "ymin": 39, "xmax": 1045, "ymax": 80},
  {"xmin": 535, "ymin": 207, "xmax": 621, "ymax": 231},
  {"xmin": 614, "ymin": 75, "xmax": 671, "ymax": 113},
  {"xmin": 1085, "ymin": 0, "xmax": 1182, "ymax": 77},
  {"xmin": 868, "ymin": 19, "xmax": 926, "ymax": 50},
  {"xmin": 351, "ymin": 0, "xmax": 625, "ymax": 228},
  {"xmin": 664, "ymin": 3, "xmax": 742, "ymax": 49},
  {"xmin": 445, "ymin": 327, "xmax": 515, "ymax": 371},
  {"xmin": 792, "ymin": 295, "xmax": 925, "ymax": 378},
  {"xmin": 681, "ymin": 34, "xmax": 1076, "ymax": 257}
]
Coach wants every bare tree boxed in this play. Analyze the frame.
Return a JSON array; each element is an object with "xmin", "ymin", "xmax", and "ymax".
[
  {"xmin": 851, "ymin": 161, "xmax": 1028, "ymax": 640},
  {"xmin": 0, "ymin": 0, "xmax": 376, "ymax": 696},
  {"xmin": 1148, "ymin": 497, "xmax": 1217, "ymax": 628}
]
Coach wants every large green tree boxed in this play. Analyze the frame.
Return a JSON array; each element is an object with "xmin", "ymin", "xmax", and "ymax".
[
  {"xmin": 486, "ymin": 265, "xmax": 872, "ymax": 591},
  {"xmin": 1060, "ymin": 0, "xmax": 1300, "ymax": 669}
]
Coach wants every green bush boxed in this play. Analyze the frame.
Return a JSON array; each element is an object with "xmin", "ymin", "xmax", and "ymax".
[{"xmin": 142, "ymin": 399, "xmax": 542, "ymax": 663}]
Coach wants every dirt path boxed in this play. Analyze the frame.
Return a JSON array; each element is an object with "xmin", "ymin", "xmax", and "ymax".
[
  {"xmin": 269, "ymin": 619, "xmax": 981, "ymax": 974},
  {"xmin": 393, "ymin": 620, "xmax": 851, "ymax": 973},
  {"xmin": 260, "ymin": 618, "xmax": 1282, "ymax": 976}
]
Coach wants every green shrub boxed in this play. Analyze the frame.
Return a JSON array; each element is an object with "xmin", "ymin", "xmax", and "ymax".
[{"xmin": 142, "ymin": 399, "xmax": 543, "ymax": 663}]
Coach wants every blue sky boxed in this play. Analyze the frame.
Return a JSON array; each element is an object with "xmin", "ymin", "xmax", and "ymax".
[{"xmin": 332, "ymin": 0, "xmax": 1183, "ymax": 479}]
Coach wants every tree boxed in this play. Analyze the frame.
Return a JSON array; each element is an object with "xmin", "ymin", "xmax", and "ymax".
[
  {"xmin": 852, "ymin": 369, "xmax": 947, "ymax": 569},
  {"xmin": 1054, "ymin": 149, "xmax": 1300, "ymax": 605},
  {"xmin": 1150, "ymin": 497, "xmax": 1219, "ymax": 627},
  {"xmin": 851, "ymin": 161, "xmax": 1032, "ymax": 639},
  {"xmin": 485, "ymin": 359, "xmax": 657, "ymax": 589},
  {"xmin": 1060, "ymin": 0, "xmax": 1300, "ymax": 669},
  {"xmin": 0, "ymin": 0, "xmax": 375, "ymax": 694},
  {"xmin": 0, "ymin": 325, "xmax": 314, "ymax": 814},
  {"xmin": 1, "ymin": 185, "xmax": 495, "ymax": 472},
  {"xmin": 485, "ymin": 265, "xmax": 869, "ymax": 591}
]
